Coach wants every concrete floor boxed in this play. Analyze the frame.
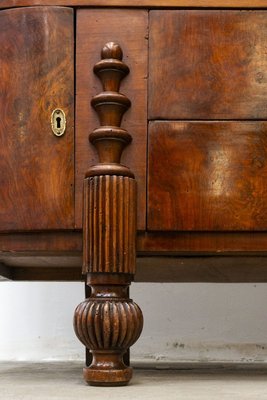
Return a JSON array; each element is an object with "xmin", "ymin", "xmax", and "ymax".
[{"xmin": 1, "ymin": 362, "xmax": 267, "ymax": 399}]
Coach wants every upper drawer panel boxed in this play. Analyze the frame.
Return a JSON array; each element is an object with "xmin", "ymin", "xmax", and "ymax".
[{"xmin": 149, "ymin": 10, "xmax": 267, "ymax": 120}]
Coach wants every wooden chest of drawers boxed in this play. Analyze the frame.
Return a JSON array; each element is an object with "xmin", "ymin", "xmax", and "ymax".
[{"xmin": 1, "ymin": 0, "xmax": 267, "ymax": 386}]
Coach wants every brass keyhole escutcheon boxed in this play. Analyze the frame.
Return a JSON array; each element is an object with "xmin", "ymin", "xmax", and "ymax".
[{"xmin": 51, "ymin": 109, "xmax": 66, "ymax": 137}]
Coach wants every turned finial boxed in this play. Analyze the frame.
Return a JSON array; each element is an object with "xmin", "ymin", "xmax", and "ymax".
[
  {"xmin": 101, "ymin": 42, "xmax": 123, "ymax": 60},
  {"xmin": 87, "ymin": 42, "xmax": 133, "ymax": 177},
  {"xmin": 93, "ymin": 42, "xmax": 129, "ymax": 93}
]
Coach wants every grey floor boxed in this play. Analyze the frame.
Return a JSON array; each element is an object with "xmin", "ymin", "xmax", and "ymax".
[{"xmin": 1, "ymin": 362, "xmax": 267, "ymax": 399}]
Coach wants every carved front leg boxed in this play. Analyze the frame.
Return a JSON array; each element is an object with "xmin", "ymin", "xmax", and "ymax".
[{"xmin": 73, "ymin": 43, "xmax": 143, "ymax": 386}]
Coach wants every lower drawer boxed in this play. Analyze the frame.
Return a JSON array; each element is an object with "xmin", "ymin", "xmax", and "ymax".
[{"xmin": 148, "ymin": 121, "xmax": 267, "ymax": 231}]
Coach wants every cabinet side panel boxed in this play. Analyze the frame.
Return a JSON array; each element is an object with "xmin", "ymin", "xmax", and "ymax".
[
  {"xmin": 75, "ymin": 9, "xmax": 148, "ymax": 230},
  {"xmin": 0, "ymin": 7, "xmax": 74, "ymax": 231}
]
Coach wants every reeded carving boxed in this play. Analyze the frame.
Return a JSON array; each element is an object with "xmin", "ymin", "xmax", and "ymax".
[
  {"xmin": 74, "ymin": 277, "xmax": 144, "ymax": 386},
  {"xmin": 83, "ymin": 42, "xmax": 136, "ymax": 276},
  {"xmin": 74, "ymin": 299, "xmax": 143, "ymax": 351},
  {"xmin": 83, "ymin": 175, "xmax": 136, "ymax": 274},
  {"xmin": 74, "ymin": 42, "xmax": 143, "ymax": 386}
]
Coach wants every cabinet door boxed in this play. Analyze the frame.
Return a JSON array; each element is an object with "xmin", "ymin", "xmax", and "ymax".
[
  {"xmin": 149, "ymin": 10, "xmax": 267, "ymax": 120},
  {"xmin": 0, "ymin": 7, "xmax": 74, "ymax": 231},
  {"xmin": 148, "ymin": 121, "xmax": 267, "ymax": 231},
  {"xmin": 148, "ymin": 10, "xmax": 267, "ymax": 232}
]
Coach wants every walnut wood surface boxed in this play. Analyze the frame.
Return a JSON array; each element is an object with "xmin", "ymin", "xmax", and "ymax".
[
  {"xmin": 83, "ymin": 176, "xmax": 136, "ymax": 274},
  {"xmin": 75, "ymin": 9, "xmax": 147, "ymax": 230},
  {"xmin": 74, "ymin": 284, "xmax": 143, "ymax": 385},
  {"xmin": 5, "ymin": 231, "xmax": 267, "ymax": 254},
  {"xmin": 1, "ymin": 5, "xmax": 267, "ymax": 285},
  {"xmin": 148, "ymin": 121, "xmax": 267, "ymax": 231},
  {"xmin": 138, "ymin": 232, "xmax": 267, "ymax": 253},
  {"xmin": 0, "ymin": 6, "xmax": 74, "ymax": 231},
  {"xmin": 0, "ymin": 0, "xmax": 267, "ymax": 8},
  {"xmin": 135, "ymin": 256, "xmax": 267, "ymax": 283},
  {"xmin": 149, "ymin": 10, "xmax": 267, "ymax": 120}
]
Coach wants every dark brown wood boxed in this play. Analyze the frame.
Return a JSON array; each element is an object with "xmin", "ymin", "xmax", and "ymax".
[
  {"xmin": 135, "ymin": 257, "xmax": 267, "ymax": 283},
  {"xmin": 73, "ymin": 43, "xmax": 143, "ymax": 386},
  {"xmin": 0, "ymin": 6, "xmax": 74, "ymax": 231},
  {"xmin": 12, "ymin": 267, "xmax": 82, "ymax": 281},
  {"xmin": 1, "ymin": 0, "xmax": 267, "ymax": 8},
  {"xmin": 0, "ymin": 263, "xmax": 12, "ymax": 280},
  {"xmin": 148, "ymin": 121, "xmax": 267, "ymax": 231},
  {"xmin": 75, "ymin": 9, "xmax": 148, "ymax": 230},
  {"xmin": 85, "ymin": 281, "xmax": 130, "ymax": 367},
  {"xmin": 3, "ymin": 5, "xmax": 267, "ymax": 387},
  {"xmin": 149, "ymin": 10, "xmax": 267, "ymax": 120},
  {"xmin": 85, "ymin": 284, "xmax": 93, "ymax": 367},
  {"xmin": 0, "ymin": 232, "xmax": 82, "ymax": 253},
  {"xmin": 138, "ymin": 232, "xmax": 267, "ymax": 254},
  {"xmin": 74, "ymin": 276, "xmax": 142, "ymax": 385},
  {"xmin": 5, "ymin": 230, "xmax": 267, "ymax": 255}
]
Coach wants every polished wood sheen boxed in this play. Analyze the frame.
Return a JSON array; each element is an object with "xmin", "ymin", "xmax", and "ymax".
[
  {"xmin": 3, "ymin": 2, "xmax": 267, "ymax": 388},
  {"xmin": 148, "ymin": 121, "xmax": 267, "ymax": 231},
  {"xmin": 1, "ymin": 0, "xmax": 267, "ymax": 8},
  {"xmin": 149, "ymin": 10, "xmax": 267, "ymax": 120},
  {"xmin": 0, "ymin": 6, "xmax": 74, "ymax": 231},
  {"xmin": 74, "ymin": 280, "xmax": 143, "ymax": 384},
  {"xmin": 74, "ymin": 43, "xmax": 143, "ymax": 386},
  {"xmin": 75, "ymin": 9, "xmax": 148, "ymax": 230}
]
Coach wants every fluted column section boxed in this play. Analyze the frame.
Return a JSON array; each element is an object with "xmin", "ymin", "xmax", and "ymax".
[
  {"xmin": 83, "ymin": 175, "xmax": 136, "ymax": 274},
  {"xmin": 74, "ymin": 42, "xmax": 143, "ymax": 387}
]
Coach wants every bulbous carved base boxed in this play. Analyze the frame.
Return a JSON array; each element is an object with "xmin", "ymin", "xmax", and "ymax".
[{"xmin": 73, "ymin": 281, "xmax": 143, "ymax": 386}]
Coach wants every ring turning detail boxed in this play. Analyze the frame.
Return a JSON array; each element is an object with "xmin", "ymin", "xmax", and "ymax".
[{"xmin": 73, "ymin": 42, "xmax": 143, "ymax": 386}]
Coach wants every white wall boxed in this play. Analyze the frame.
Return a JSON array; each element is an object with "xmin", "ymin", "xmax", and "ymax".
[{"xmin": 1, "ymin": 282, "xmax": 267, "ymax": 364}]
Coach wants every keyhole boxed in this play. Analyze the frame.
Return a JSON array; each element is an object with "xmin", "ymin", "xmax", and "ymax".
[
  {"xmin": 56, "ymin": 116, "xmax": 61, "ymax": 129},
  {"xmin": 51, "ymin": 109, "xmax": 66, "ymax": 137}
]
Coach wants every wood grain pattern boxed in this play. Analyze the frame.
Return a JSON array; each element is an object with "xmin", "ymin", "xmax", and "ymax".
[
  {"xmin": 138, "ymin": 232, "xmax": 267, "ymax": 254},
  {"xmin": 1, "ymin": 0, "xmax": 267, "ymax": 8},
  {"xmin": 75, "ymin": 9, "xmax": 148, "ymax": 230},
  {"xmin": 0, "ymin": 6, "xmax": 74, "ymax": 231},
  {"xmin": 148, "ymin": 121, "xmax": 267, "ymax": 231},
  {"xmin": 5, "ymin": 231, "xmax": 267, "ymax": 254},
  {"xmin": 149, "ymin": 10, "xmax": 267, "ymax": 120},
  {"xmin": 0, "ymin": 232, "xmax": 82, "ymax": 253}
]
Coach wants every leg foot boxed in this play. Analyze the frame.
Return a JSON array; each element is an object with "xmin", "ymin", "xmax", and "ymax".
[
  {"xmin": 83, "ymin": 351, "xmax": 132, "ymax": 386},
  {"xmin": 73, "ymin": 276, "xmax": 143, "ymax": 386}
]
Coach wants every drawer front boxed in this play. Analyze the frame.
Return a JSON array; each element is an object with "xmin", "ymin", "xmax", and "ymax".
[
  {"xmin": 148, "ymin": 121, "xmax": 267, "ymax": 231},
  {"xmin": 75, "ymin": 9, "xmax": 148, "ymax": 230},
  {"xmin": 149, "ymin": 10, "xmax": 267, "ymax": 120},
  {"xmin": 0, "ymin": 7, "xmax": 74, "ymax": 231}
]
